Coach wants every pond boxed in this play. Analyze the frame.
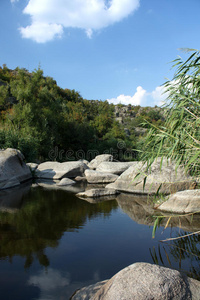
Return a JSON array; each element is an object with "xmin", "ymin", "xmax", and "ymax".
[{"xmin": 0, "ymin": 181, "xmax": 200, "ymax": 300}]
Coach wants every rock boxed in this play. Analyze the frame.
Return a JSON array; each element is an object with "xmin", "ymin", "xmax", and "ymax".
[
  {"xmin": 71, "ymin": 281, "xmax": 108, "ymax": 300},
  {"xmin": 76, "ymin": 188, "xmax": 119, "ymax": 198},
  {"xmin": 75, "ymin": 176, "xmax": 87, "ymax": 181},
  {"xmin": 96, "ymin": 161, "xmax": 137, "ymax": 175},
  {"xmin": 57, "ymin": 178, "xmax": 76, "ymax": 186},
  {"xmin": 157, "ymin": 189, "xmax": 200, "ymax": 214},
  {"xmin": 0, "ymin": 148, "xmax": 32, "ymax": 190},
  {"xmin": 88, "ymin": 154, "xmax": 113, "ymax": 170},
  {"xmin": 85, "ymin": 169, "xmax": 118, "ymax": 184},
  {"xmin": 35, "ymin": 161, "xmax": 88, "ymax": 180},
  {"xmin": 26, "ymin": 162, "xmax": 38, "ymax": 172},
  {"xmin": 72, "ymin": 263, "xmax": 200, "ymax": 300},
  {"xmin": 106, "ymin": 158, "xmax": 194, "ymax": 195}
]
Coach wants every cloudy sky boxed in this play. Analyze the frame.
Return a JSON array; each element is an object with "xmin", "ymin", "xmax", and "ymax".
[{"xmin": 1, "ymin": 0, "xmax": 200, "ymax": 106}]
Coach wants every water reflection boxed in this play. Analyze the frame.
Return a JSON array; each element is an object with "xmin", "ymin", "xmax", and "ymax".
[{"xmin": 0, "ymin": 184, "xmax": 118, "ymax": 269}]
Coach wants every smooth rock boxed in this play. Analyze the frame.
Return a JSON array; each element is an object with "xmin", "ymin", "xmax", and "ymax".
[
  {"xmin": 72, "ymin": 263, "xmax": 200, "ymax": 299},
  {"xmin": 106, "ymin": 158, "xmax": 194, "ymax": 195},
  {"xmin": 157, "ymin": 189, "xmax": 200, "ymax": 214},
  {"xmin": 57, "ymin": 178, "xmax": 76, "ymax": 186},
  {"xmin": 71, "ymin": 281, "xmax": 108, "ymax": 300},
  {"xmin": 88, "ymin": 154, "xmax": 113, "ymax": 170},
  {"xmin": 35, "ymin": 161, "xmax": 88, "ymax": 180},
  {"xmin": 76, "ymin": 188, "xmax": 119, "ymax": 198},
  {"xmin": 0, "ymin": 148, "xmax": 32, "ymax": 190},
  {"xmin": 96, "ymin": 161, "xmax": 137, "ymax": 175},
  {"xmin": 85, "ymin": 169, "xmax": 118, "ymax": 184}
]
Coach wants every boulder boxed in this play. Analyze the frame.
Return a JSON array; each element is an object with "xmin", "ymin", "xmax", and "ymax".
[
  {"xmin": 88, "ymin": 154, "xmax": 113, "ymax": 170},
  {"xmin": 71, "ymin": 263, "xmax": 200, "ymax": 300},
  {"xmin": 106, "ymin": 158, "xmax": 194, "ymax": 195},
  {"xmin": 96, "ymin": 161, "xmax": 137, "ymax": 175},
  {"xmin": 85, "ymin": 169, "xmax": 118, "ymax": 184},
  {"xmin": 57, "ymin": 178, "xmax": 76, "ymax": 186},
  {"xmin": 0, "ymin": 148, "xmax": 32, "ymax": 190},
  {"xmin": 76, "ymin": 188, "xmax": 119, "ymax": 198},
  {"xmin": 35, "ymin": 161, "xmax": 88, "ymax": 180},
  {"xmin": 157, "ymin": 189, "xmax": 200, "ymax": 214}
]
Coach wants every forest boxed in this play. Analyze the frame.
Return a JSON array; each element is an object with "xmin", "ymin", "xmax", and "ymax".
[{"xmin": 0, "ymin": 64, "xmax": 164, "ymax": 162}]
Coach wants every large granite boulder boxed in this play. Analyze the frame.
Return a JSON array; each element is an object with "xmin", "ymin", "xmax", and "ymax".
[
  {"xmin": 106, "ymin": 158, "xmax": 194, "ymax": 195},
  {"xmin": 0, "ymin": 148, "xmax": 32, "ymax": 190},
  {"xmin": 88, "ymin": 154, "xmax": 113, "ymax": 170},
  {"xmin": 35, "ymin": 161, "xmax": 88, "ymax": 180},
  {"xmin": 71, "ymin": 263, "xmax": 200, "ymax": 300},
  {"xmin": 96, "ymin": 161, "xmax": 137, "ymax": 175},
  {"xmin": 157, "ymin": 189, "xmax": 200, "ymax": 214},
  {"xmin": 85, "ymin": 169, "xmax": 118, "ymax": 184}
]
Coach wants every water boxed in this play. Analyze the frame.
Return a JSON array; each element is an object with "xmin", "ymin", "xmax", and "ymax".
[{"xmin": 0, "ymin": 181, "xmax": 199, "ymax": 300}]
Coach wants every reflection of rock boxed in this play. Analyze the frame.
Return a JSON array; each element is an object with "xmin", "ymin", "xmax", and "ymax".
[
  {"xmin": 117, "ymin": 193, "xmax": 200, "ymax": 232},
  {"xmin": 157, "ymin": 189, "xmax": 200, "ymax": 214},
  {"xmin": 0, "ymin": 182, "xmax": 31, "ymax": 212},
  {"xmin": 35, "ymin": 161, "xmax": 88, "ymax": 180},
  {"xmin": 36, "ymin": 180, "xmax": 85, "ymax": 194},
  {"xmin": 116, "ymin": 193, "xmax": 155, "ymax": 225},
  {"xmin": 0, "ymin": 148, "xmax": 32, "ymax": 190},
  {"xmin": 85, "ymin": 170, "xmax": 118, "ymax": 184},
  {"xmin": 72, "ymin": 262, "xmax": 200, "ymax": 300},
  {"xmin": 106, "ymin": 158, "xmax": 194, "ymax": 195}
]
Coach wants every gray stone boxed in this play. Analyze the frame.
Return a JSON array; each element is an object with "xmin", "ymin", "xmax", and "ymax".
[
  {"xmin": 76, "ymin": 188, "xmax": 119, "ymax": 198},
  {"xmin": 88, "ymin": 154, "xmax": 113, "ymax": 170},
  {"xmin": 72, "ymin": 263, "xmax": 200, "ymax": 300},
  {"xmin": 71, "ymin": 281, "xmax": 108, "ymax": 300},
  {"xmin": 35, "ymin": 161, "xmax": 88, "ymax": 180},
  {"xmin": 57, "ymin": 178, "xmax": 76, "ymax": 186},
  {"xmin": 106, "ymin": 158, "xmax": 194, "ymax": 195},
  {"xmin": 157, "ymin": 189, "xmax": 200, "ymax": 214},
  {"xmin": 26, "ymin": 162, "xmax": 38, "ymax": 172},
  {"xmin": 85, "ymin": 169, "xmax": 118, "ymax": 184},
  {"xmin": 0, "ymin": 148, "xmax": 32, "ymax": 190},
  {"xmin": 96, "ymin": 161, "xmax": 137, "ymax": 175}
]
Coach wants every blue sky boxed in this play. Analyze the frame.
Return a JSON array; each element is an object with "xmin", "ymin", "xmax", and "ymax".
[{"xmin": 1, "ymin": 0, "xmax": 200, "ymax": 106}]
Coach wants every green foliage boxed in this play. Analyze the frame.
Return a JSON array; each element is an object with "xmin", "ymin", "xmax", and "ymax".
[{"xmin": 141, "ymin": 49, "xmax": 200, "ymax": 176}]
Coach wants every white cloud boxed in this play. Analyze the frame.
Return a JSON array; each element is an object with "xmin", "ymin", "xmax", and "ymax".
[
  {"xmin": 107, "ymin": 85, "xmax": 168, "ymax": 107},
  {"xmin": 19, "ymin": 0, "xmax": 140, "ymax": 42},
  {"xmin": 107, "ymin": 86, "xmax": 147, "ymax": 106},
  {"xmin": 10, "ymin": 0, "xmax": 19, "ymax": 3}
]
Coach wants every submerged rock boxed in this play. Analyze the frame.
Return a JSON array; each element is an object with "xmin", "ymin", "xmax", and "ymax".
[
  {"xmin": 106, "ymin": 158, "xmax": 194, "ymax": 195},
  {"xmin": 157, "ymin": 189, "xmax": 200, "ymax": 214},
  {"xmin": 0, "ymin": 148, "xmax": 32, "ymax": 190},
  {"xmin": 71, "ymin": 262, "xmax": 200, "ymax": 300}
]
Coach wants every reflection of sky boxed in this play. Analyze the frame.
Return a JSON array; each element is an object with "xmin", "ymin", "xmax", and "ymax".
[{"xmin": 28, "ymin": 268, "xmax": 101, "ymax": 300}]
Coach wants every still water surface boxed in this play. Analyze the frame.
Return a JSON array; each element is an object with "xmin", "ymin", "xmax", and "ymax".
[{"xmin": 0, "ymin": 181, "xmax": 200, "ymax": 299}]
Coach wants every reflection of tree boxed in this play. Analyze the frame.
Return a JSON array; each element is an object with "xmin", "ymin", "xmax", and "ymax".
[
  {"xmin": 0, "ymin": 187, "xmax": 118, "ymax": 269},
  {"xmin": 149, "ymin": 230, "xmax": 200, "ymax": 280}
]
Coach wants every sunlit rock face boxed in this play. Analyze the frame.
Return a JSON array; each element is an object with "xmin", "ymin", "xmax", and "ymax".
[
  {"xmin": 0, "ymin": 148, "xmax": 32, "ymax": 190},
  {"xmin": 84, "ymin": 169, "xmax": 118, "ymax": 184},
  {"xmin": 72, "ymin": 262, "xmax": 200, "ymax": 300},
  {"xmin": 106, "ymin": 158, "xmax": 195, "ymax": 195}
]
